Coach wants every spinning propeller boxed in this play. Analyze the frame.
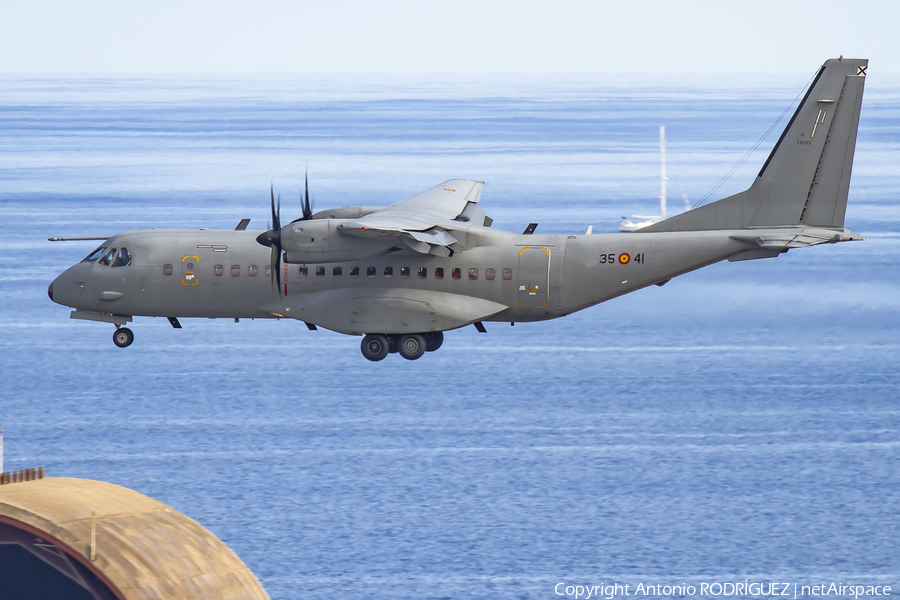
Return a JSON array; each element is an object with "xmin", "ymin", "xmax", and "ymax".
[
  {"xmin": 255, "ymin": 172, "xmax": 314, "ymax": 295},
  {"xmin": 301, "ymin": 171, "xmax": 313, "ymax": 221}
]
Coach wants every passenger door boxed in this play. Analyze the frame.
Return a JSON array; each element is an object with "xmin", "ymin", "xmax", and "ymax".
[{"xmin": 517, "ymin": 247, "xmax": 550, "ymax": 308}]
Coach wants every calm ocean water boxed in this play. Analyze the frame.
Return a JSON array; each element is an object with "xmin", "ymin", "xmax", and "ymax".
[{"xmin": 1, "ymin": 72, "xmax": 898, "ymax": 599}]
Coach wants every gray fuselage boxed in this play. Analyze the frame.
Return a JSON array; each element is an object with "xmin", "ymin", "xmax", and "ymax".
[{"xmin": 51, "ymin": 226, "xmax": 761, "ymax": 335}]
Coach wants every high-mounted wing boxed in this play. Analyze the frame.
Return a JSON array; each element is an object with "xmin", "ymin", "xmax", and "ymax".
[{"xmin": 338, "ymin": 179, "xmax": 491, "ymax": 256}]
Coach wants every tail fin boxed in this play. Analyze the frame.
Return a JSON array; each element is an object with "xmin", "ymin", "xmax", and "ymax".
[{"xmin": 643, "ymin": 58, "xmax": 867, "ymax": 232}]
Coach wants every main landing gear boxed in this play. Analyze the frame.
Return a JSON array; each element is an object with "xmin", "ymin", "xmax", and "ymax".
[
  {"xmin": 361, "ymin": 332, "xmax": 444, "ymax": 361},
  {"xmin": 113, "ymin": 327, "xmax": 134, "ymax": 348}
]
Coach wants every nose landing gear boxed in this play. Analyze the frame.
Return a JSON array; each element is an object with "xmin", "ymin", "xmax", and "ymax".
[{"xmin": 113, "ymin": 327, "xmax": 134, "ymax": 348}]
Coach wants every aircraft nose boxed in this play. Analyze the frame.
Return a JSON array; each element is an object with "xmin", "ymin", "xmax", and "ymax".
[{"xmin": 49, "ymin": 264, "xmax": 87, "ymax": 307}]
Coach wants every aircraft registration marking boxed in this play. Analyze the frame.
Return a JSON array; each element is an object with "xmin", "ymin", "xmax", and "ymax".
[{"xmin": 598, "ymin": 253, "xmax": 644, "ymax": 264}]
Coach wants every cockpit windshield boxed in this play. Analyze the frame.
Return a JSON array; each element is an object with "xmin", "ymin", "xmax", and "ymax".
[
  {"xmin": 98, "ymin": 247, "xmax": 117, "ymax": 266},
  {"xmin": 111, "ymin": 247, "xmax": 132, "ymax": 267},
  {"xmin": 82, "ymin": 245, "xmax": 108, "ymax": 263}
]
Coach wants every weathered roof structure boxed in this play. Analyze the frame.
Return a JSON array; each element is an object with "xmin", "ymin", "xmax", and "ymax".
[{"xmin": 0, "ymin": 477, "xmax": 269, "ymax": 600}]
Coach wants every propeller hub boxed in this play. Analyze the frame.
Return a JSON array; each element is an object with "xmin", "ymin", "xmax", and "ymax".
[{"xmin": 256, "ymin": 230, "xmax": 280, "ymax": 247}]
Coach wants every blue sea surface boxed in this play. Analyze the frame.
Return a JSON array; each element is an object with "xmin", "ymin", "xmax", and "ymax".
[{"xmin": 1, "ymin": 72, "xmax": 898, "ymax": 599}]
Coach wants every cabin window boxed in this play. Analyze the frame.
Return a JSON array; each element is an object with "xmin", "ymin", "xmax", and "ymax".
[
  {"xmin": 468, "ymin": 268, "xmax": 478, "ymax": 280},
  {"xmin": 299, "ymin": 266, "xmax": 308, "ymax": 277},
  {"xmin": 98, "ymin": 247, "xmax": 117, "ymax": 266},
  {"xmin": 163, "ymin": 263, "xmax": 173, "ymax": 276},
  {"xmin": 350, "ymin": 266, "xmax": 359, "ymax": 277},
  {"xmin": 316, "ymin": 266, "xmax": 325, "ymax": 277},
  {"xmin": 434, "ymin": 267, "xmax": 444, "ymax": 280},
  {"xmin": 400, "ymin": 266, "xmax": 410, "ymax": 278},
  {"xmin": 214, "ymin": 264, "xmax": 224, "ymax": 276},
  {"xmin": 110, "ymin": 247, "xmax": 132, "ymax": 268},
  {"xmin": 485, "ymin": 268, "xmax": 495, "ymax": 280},
  {"xmin": 333, "ymin": 266, "xmax": 343, "ymax": 277},
  {"xmin": 502, "ymin": 268, "xmax": 512, "ymax": 280},
  {"xmin": 367, "ymin": 266, "xmax": 376, "ymax": 278},
  {"xmin": 418, "ymin": 267, "xmax": 427, "ymax": 279},
  {"xmin": 452, "ymin": 268, "xmax": 461, "ymax": 280},
  {"xmin": 231, "ymin": 264, "xmax": 241, "ymax": 277},
  {"xmin": 384, "ymin": 266, "xmax": 393, "ymax": 278},
  {"xmin": 82, "ymin": 245, "xmax": 107, "ymax": 263},
  {"xmin": 265, "ymin": 265, "xmax": 271, "ymax": 277},
  {"xmin": 248, "ymin": 265, "xmax": 258, "ymax": 277}
]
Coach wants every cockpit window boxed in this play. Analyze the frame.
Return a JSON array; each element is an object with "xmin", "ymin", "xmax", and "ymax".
[
  {"xmin": 111, "ymin": 247, "xmax": 132, "ymax": 268},
  {"xmin": 82, "ymin": 245, "xmax": 108, "ymax": 263},
  {"xmin": 98, "ymin": 247, "xmax": 118, "ymax": 266}
]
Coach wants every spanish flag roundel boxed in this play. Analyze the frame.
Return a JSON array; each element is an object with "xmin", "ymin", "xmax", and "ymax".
[{"xmin": 618, "ymin": 253, "xmax": 631, "ymax": 265}]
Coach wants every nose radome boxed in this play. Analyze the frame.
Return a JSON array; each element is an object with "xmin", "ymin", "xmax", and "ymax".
[{"xmin": 47, "ymin": 282, "xmax": 54, "ymax": 301}]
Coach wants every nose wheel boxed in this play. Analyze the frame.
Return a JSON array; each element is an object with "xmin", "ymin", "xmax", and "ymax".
[{"xmin": 113, "ymin": 327, "xmax": 134, "ymax": 348}]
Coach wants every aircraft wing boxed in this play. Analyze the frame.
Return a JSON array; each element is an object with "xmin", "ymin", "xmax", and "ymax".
[{"xmin": 338, "ymin": 179, "xmax": 491, "ymax": 256}]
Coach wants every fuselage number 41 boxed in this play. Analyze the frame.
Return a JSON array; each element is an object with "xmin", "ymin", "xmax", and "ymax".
[{"xmin": 599, "ymin": 253, "xmax": 644, "ymax": 265}]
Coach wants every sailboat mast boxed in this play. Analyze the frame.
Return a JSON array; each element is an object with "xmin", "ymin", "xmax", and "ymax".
[{"xmin": 659, "ymin": 125, "xmax": 667, "ymax": 219}]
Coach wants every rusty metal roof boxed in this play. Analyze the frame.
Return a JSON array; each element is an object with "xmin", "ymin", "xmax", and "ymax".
[{"xmin": 0, "ymin": 477, "xmax": 270, "ymax": 600}]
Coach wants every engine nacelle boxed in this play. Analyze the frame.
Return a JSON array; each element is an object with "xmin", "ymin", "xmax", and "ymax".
[
  {"xmin": 309, "ymin": 206, "xmax": 382, "ymax": 220},
  {"xmin": 280, "ymin": 219, "xmax": 396, "ymax": 264}
]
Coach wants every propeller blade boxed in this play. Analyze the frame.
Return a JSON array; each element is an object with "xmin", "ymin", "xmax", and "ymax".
[
  {"xmin": 269, "ymin": 246, "xmax": 276, "ymax": 287},
  {"xmin": 303, "ymin": 169, "xmax": 312, "ymax": 220},
  {"xmin": 257, "ymin": 190, "xmax": 282, "ymax": 249},
  {"xmin": 273, "ymin": 246, "xmax": 282, "ymax": 294},
  {"xmin": 270, "ymin": 184, "xmax": 277, "ymax": 230},
  {"xmin": 258, "ymin": 183, "xmax": 284, "ymax": 295}
]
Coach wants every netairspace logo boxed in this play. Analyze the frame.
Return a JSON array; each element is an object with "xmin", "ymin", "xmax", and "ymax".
[{"xmin": 554, "ymin": 582, "xmax": 892, "ymax": 599}]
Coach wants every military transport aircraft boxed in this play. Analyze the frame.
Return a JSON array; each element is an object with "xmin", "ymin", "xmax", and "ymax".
[{"xmin": 49, "ymin": 58, "xmax": 868, "ymax": 361}]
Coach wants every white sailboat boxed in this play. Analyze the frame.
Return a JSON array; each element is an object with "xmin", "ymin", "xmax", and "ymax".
[{"xmin": 619, "ymin": 126, "xmax": 689, "ymax": 232}]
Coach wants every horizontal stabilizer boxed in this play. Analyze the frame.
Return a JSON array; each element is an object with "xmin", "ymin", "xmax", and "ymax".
[{"xmin": 729, "ymin": 226, "xmax": 865, "ymax": 250}]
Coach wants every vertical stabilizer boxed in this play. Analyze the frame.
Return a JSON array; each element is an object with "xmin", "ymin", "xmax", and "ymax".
[{"xmin": 642, "ymin": 58, "xmax": 867, "ymax": 232}]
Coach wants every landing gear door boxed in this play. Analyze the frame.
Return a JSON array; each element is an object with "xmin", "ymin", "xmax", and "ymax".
[{"xmin": 517, "ymin": 247, "xmax": 550, "ymax": 308}]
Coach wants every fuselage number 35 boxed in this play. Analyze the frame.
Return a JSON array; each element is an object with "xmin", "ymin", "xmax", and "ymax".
[{"xmin": 599, "ymin": 253, "xmax": 644, "ymax": 264}]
